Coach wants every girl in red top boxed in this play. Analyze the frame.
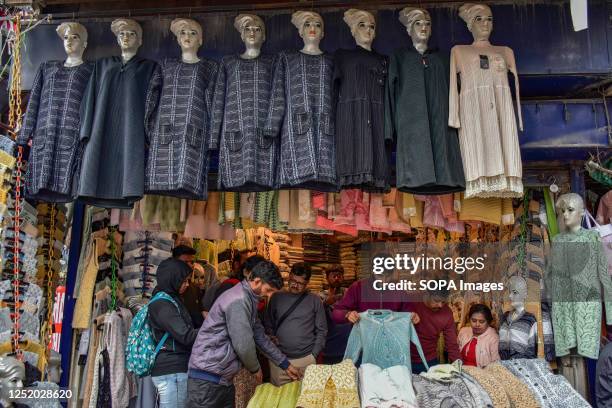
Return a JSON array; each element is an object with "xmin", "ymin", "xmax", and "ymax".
[{"xmin": 458, "ymin": 304, "xmax": 500, "ymax": 368}]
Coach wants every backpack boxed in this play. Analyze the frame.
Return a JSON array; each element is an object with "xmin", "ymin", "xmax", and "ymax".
[{"xmin": 125, "ymin": 291, "xmax": 179, "ymax": 377}]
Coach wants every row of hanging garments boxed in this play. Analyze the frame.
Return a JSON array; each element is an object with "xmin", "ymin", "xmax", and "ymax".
[{"xmin": 19, "ymin": 6, "xmax": 523, "ymax": 208}]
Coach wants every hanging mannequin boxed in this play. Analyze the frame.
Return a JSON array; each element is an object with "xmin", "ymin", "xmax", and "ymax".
[
  {"xmin": 78, "ymin": 18, "xmax": 159, "ymax": 208},
  {"xmin": 346, "ymin": 8, "xmax": 375, "ymax": 50},
  {"xmin": 296, "ymin": 10, "xmax": 323, "ymax": 55},
  {"xmin": 549, "ymin": 193, "xmax": 612, "ymax": 359},
  {"xmin": 268, "ymin": 11, "xmax": 336, "ymax": 191},
  {"xmin": 333, "ymin": 9, "xmax": 390, "ymax": 191},
  {"xmin": 0, "ymin": 357, "xmax": 24, "ymax": 408},
  {"xmin": 144, "ymin": 18, "xmax": 218, "ymax": 200},
  {"xmin": 112, "ymin": 18, "xmax": 141, "ymax": 63},
  {"xmin": 236, "ymin": 13, "xmax": 265, "ymax": 60},
  {"xmin": 59, "ymin": 22, "xmax": 87, "ymax": 67},
  {"xmin": 449, "ymin": 3, "xmax": 523, "ymax": 199},
  {"xmin": 498, "ymin": 276, "xmax": 538, "ymax": 360},
  {"xmin": 173, "ymin": 18, "xmax": 201, "ymax": 63},
  {"xmin": 385, "ymin": 7, "xmax": 465, "ymax": 195},
  {"xmin": 213, "ymin": 14, "xmax": 280, "ymax": 191},
  {"xmin": 18, "ymin": 22, "xmax": 94, "ymax": 203}
]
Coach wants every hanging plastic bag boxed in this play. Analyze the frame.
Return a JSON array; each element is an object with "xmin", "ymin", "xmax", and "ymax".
[{"xmin": 584, "ymin": 210, "xmax": 612, "ymax": 276}]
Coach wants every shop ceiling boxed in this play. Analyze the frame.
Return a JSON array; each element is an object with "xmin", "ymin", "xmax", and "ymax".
[{"xmin": 35, "ymin": 0, "xmax": 567, "ymax": 15}]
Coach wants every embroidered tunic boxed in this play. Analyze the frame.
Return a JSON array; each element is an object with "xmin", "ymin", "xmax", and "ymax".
[
  {"xmin": 19, "ymin": 61, "xmax": 93, "ymax": 202},
  {"xmin": 145, "ymin": 58, "xmax": 219, "ymax": 200},
  {"xmin": 270, "ymin": 51, "xmax": 336, "ymax": 191},
  {"xmin": 212, "ymin": 54, "xmax": 282, "ymax": 192}
]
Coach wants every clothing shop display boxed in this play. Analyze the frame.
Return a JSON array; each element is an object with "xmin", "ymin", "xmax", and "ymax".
[
  {"xmin": 358, "ymin": 363, "xmax": 417, "ymax": 408},
  {"xmin": 501, "ymin": 358, "xmax": 590, "ymax": 408},
  {"xmin": 247, "ymin": 381, "xmax": 301, "ymax": 408},
  {"xmin": 213, "ymin": 54, "xmax": 281, "ymax": 191},
  {"xmin": 550, "ymin": 228, "xmax": 612, "ymax": 358},
  {"xmin": 461, "ymin": 366, "xmax": 511, "ymax": 408},
  {"xmin": 18, "ymin": 61, "xmax": 94, "ymax": 202},
  {"xmin": 498, "ymin": 310, "xmax": 537, "ymax": 360},
  {"xmin": 271, "ymin": 51, "xmax": 337, "ymax": 191},
  {"xmin": 295, "ymin": 359, "xmax": 360, "ymax": 408},
  {"xmin": 144, "ymin": 58, "xmax": 219, "ymax": 199},
  {"xmin": 385, "ymin": 45, "xmax": 465, "ymax": 194},
  {"xmin": 449, "ymin": 42, "xmax": 523, "ymax": 199},
  {"xmin": 333, "ymin": 47, "xmax": 390, "ymax": 191},
  {"xmin": 484, "ymin": 362, "xmax": 540, "ymax": 408},
  {"xmin": 78, "ymin": 56, "xmax": 159, "ymax": 208},
  {"xmin": 411, "ymin": 369, "xmax": 493, "ymax": 408},
  {"xmin": 344, "ymin": 310, "xmax": 428, "ymax": 371}
]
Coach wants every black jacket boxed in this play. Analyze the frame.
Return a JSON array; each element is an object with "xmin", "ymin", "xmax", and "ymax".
[{"xmin": 148, "ymin": 258, "xmax": 198, "ymax": 376}]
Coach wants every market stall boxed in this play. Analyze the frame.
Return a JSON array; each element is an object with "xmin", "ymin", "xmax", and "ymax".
[{"xmin": 0, "ymin": 0, "xmax": 609, "ymax": 407}]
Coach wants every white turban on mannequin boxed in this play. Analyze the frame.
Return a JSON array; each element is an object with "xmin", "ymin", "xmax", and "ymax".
[
  {"xmin": 110, "ymin": 18, "xmax": 142, "ymax": 40},
  {"xmin": 233, "ymin": 14, "xmax": 265, "ymax": 34},
  {"xmin": 343, "ymin": 9, "xmax": 375, "ymax": 30},
  {"xmin": 170, "ymin": 18, "xmax": 202, "ymax": 39},
  {"xmin": 458, "ymin": 3, "xmax": 491, "ymax": 31},
  {"xmin": 398, "ymin": 7, "xmax": 431, "ymax": 32},
  {"xmin": 56, "ymin": 22, "xmax": 88, "ymax": 43},
  {"xmin": 291, "ymin": 10, "xmax": 323, "ymax": 31}
]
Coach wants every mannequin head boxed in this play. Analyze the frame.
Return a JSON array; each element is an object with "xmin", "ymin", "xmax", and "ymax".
[
  {"xmin": 170, "ymin": 18, "xmax": 203, "ymax": 62},
  {"xmin": 292, "ymin": 11, "xmax": 324, "ymax": 55},
  {"xmin": 343, "ymin": 9, "xmax": 376, "ymax": 51},
  {"xmin": 0, "ymin": 357, "xmax": 24, "ymax": 407},
  {"xmin": 507, "ymin": 276, "xmax": 527, "ymax": 312},
  {"xmin": 111, "ymin": 18, "xmax": 142, "ymax": 62},
  {"xmin": 555, "ymin": 193, "xmax": 585, "ymax": 233},
  {"xmin": 234, "ymin": 14, "xmax": 265, "ymax": 59},
  {"xmin": 56, "ymin": 22, "xmax": 87, "ymax": 66},
  {"xmin": 459, "ymin": 3, "xmax": 493, "ymax": 42},
  {"xmin": 399, "ymin": 7, "xmax": 431, "ymax": 52}
]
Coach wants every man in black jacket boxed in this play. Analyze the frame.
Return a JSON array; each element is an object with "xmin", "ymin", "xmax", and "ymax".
[{"xmin": 149, "ymin": 258, "xmax": 199, "ymax": 408}]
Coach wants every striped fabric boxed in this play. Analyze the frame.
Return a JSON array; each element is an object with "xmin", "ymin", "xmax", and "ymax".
[
  {"xmin": 145, "ymin": 59, "xmax": 219, "ymax": 200},
  {"xmin": 498, "ymin": 310, "xmax": 537, "ymax": 360},
  {"xmin": 19, "ymin": 61, "xmax": 94, "ymax": 202},
  {"xmin": 273, "ymin": 51, "xmax": 336, "ymax": 191},
  {"xmin": 212, "ymin": 54, "xmax": 282, "ymax": 191},
  {"xmin": 449, "ymin": 42, "xmax": 523, "ymax": 199},
  {"xmin": 334, "ymin": 47, "xmax": 390, "ymax": 192}
]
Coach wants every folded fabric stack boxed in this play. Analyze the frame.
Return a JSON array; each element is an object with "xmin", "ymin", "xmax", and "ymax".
[
  {"xmin": 339, "ymin": 242, "xmax": 357, "ymax": 282},
  {"xmin": 501, "ymin": 359, "xmax": 590, "ymax": 408},
  {"xmin": 359, "ymin": 363, "xmax": 417, "ymax": 408},
  {"xmin": 303, "ymin": 235, "xmax": 339, "ymax": 263},
  {"xmin": 247, "ymin": 381, "xmax": 301, "ymax": 408},
  {"xmin": 2, "ymin": 197, "xmax": 39, "ymax": 283},
  {"xmin": 35, "ymin": 204, "xmax": 66, "ymax": 285},
  {"xmin": 308, "ymin": 264, "xmax": 326, "ymax": 292},
  {"xmin": 273, "ymin": 233, "xmax": 292, "ymax": 278},
  {"xmin": 295, "ymin": 359, "xmax": 360, "ymax": 408}
]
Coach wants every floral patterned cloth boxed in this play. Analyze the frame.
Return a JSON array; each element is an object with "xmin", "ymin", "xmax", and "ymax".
[{"xmin": 295, "ymin": 359, "xmax": 359, "ymax": 408}]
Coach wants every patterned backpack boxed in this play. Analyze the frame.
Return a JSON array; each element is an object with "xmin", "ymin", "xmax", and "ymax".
[{"xmin": 125, "ymin": 291, "xmax": 179, "ymax": 377}]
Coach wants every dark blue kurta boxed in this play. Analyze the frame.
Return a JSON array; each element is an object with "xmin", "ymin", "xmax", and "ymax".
[
  {"xmin": 19, "ymin": 61, "xmax": 93, "ymax": 202},
  {"xmin": 78, "ymin": 56, "xmax": 159, "ymax": 208}
]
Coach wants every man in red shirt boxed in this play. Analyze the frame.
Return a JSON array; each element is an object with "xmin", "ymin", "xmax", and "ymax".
[{"xmin": 410, "ymin": 289, "xmax": 460, "ymax": 374}]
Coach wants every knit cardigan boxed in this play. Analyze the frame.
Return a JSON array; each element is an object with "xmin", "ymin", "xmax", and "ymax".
[{"xmin": 458, "ymin": 326, "xmax": 500, "ymax": 368}]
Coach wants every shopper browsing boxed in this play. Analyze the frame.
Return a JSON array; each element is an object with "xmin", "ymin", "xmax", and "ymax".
[
  {"xmin": 148, "ymin": 258, "xmax": 199, "ymax": 408},
  {"xmin": 187, "ymin": 261, "xmax": 300, "ymax": 407},
  {"xmin": 410, "ymin": 289, "xmax": 461, "ymax": 374},
  {"xmin": 264, "ymin": 263, "xmax": 327, "ymax": 386},
  {"xmin": 319, "ymin": 265, "xmax": 346, "ymax": 306},
  {"xmin": 331, "ymin": 254, "xmax": 420, "ymax": 325},
  {"xmin": 457, "ymin": 303, "xmax": 500, "ymax": 368}
]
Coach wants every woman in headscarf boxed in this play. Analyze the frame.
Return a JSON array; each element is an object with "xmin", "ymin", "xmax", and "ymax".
[{"xmin": 148, "ymin": 258, "xmax": 199, "ymax": 408}]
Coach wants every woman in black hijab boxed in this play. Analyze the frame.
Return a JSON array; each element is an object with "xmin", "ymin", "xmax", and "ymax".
[{"xmin": 148, "ymin": 258, "xmax": 199, "ymax": 408}]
